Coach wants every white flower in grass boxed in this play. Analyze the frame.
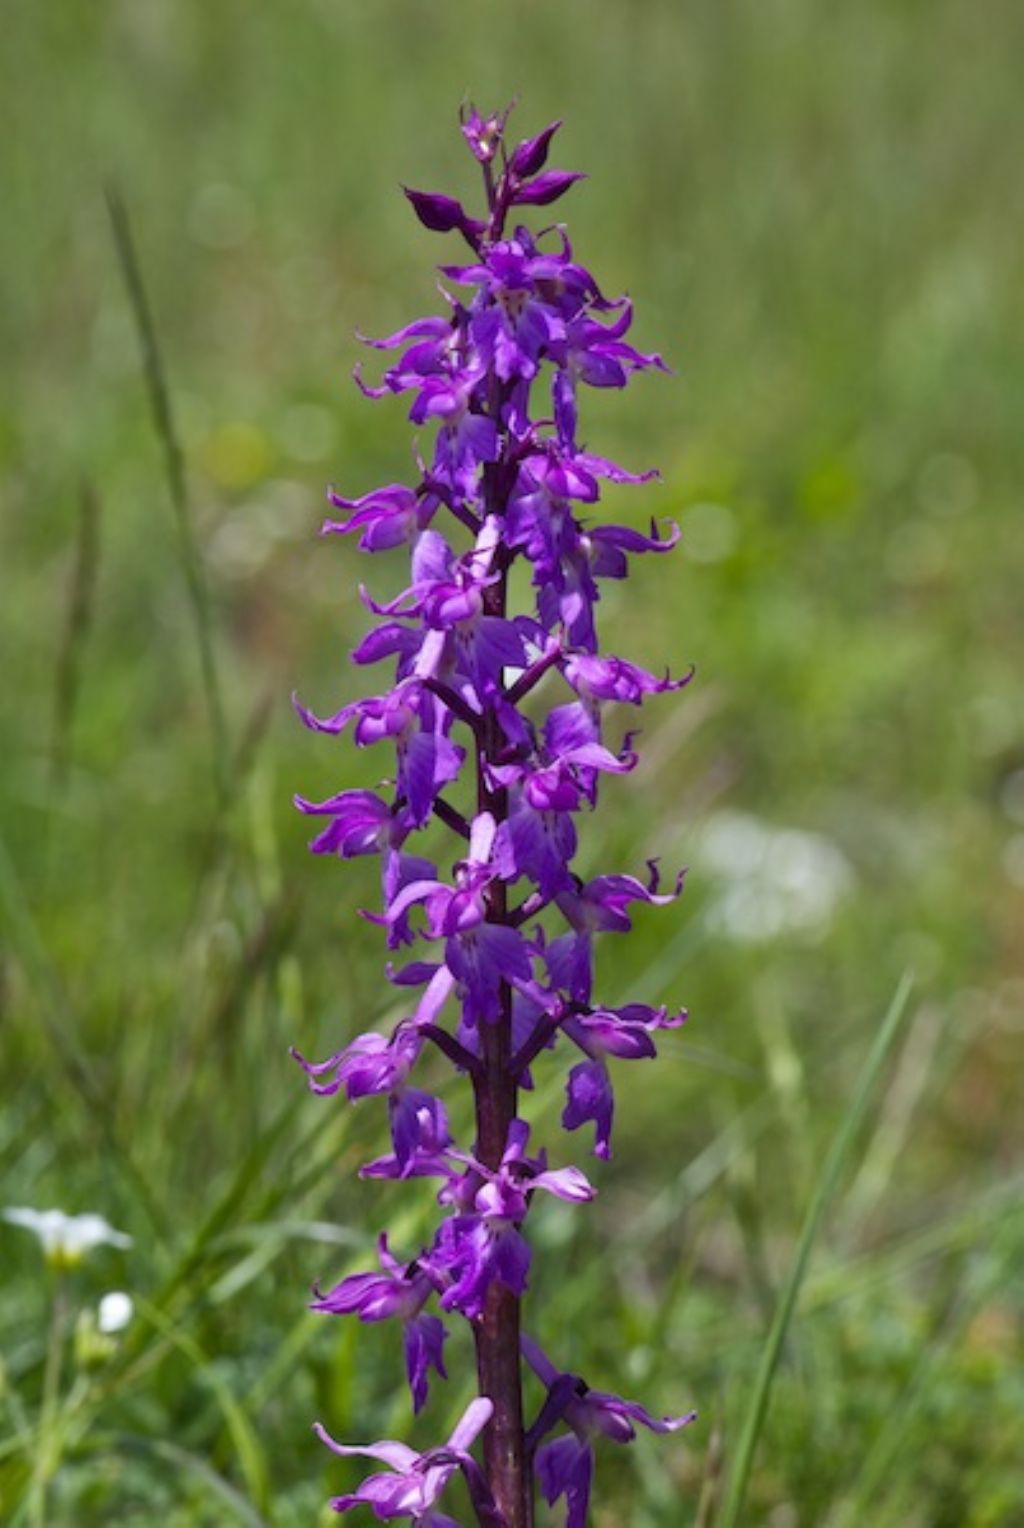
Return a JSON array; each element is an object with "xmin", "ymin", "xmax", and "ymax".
[
  {"xmin": 97, "ymin": 1290, "xmax": 134, "ymax": 1333},
  {"xmin": 3, "ymin": 1208, "xmax": 132, "ymax": 1269},
  {"xmin": 75, "ymin": 1291, "xmax": 135, "ymax": 1368},
  {"xmin": 697, "ymin": 810, "xmax": 853, "ymax": 943}
]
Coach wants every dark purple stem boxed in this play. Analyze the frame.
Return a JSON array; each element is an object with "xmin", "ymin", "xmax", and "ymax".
[
  {"xmin": 524, "ymin": 1372, "xmax": 579, "ymax": 1460},
  {"xmin": 508, "ymin": 893, "xmax": 550, "ymax": 929},
  {"xmin": 422, "ymin": 676, "xmax": 483, "ymax": 734},
  {"xmin": 420, "ymin": 1022, "xmax": 482, "ymax": 1076},
  {"xmin": 505, "ymin": 642, "xmax": 563, "ymax": 707},
  {"xmin": 445, "ymin": 496, "xmax": 484, "ymax": 538},
  {"xmin": 471, "ymin": 394, "xmax": 532, "ymax": 1528},
  {"xmin": 433, "ymin": 795, "xmax": 472, "ymax": 840},
  {"xmin": 508, "ymin": 1006, "xmax": 572, "ymax": 1080}
]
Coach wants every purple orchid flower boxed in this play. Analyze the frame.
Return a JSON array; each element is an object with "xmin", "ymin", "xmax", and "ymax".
[
  {"xmin": 311, "ymin": 1235, "xmax": 448, "ymax": 1413},
  {"xmin": 321, "ymin": 483, "xmax": 440, "ymax": 552},
  {"xmin": 293, "ymin": 681, "xmax": 464, "ymax": 829},
  {"xmin": 460, "ymin": 101, "xmax": 511, "ymax": 165},
  {"xmin": 550, "ymin": 300, "xmax": 668, "ymax": 449},
  {"xmin": 386, "ymin": 812, "xmax": 533, "ymax": 1026},
  {"xmin": 564, "ymin": 651, "xmax": 693, "ymax": 709},
  {"xmin": 291, "ymin": 1024, "xmax": 450, "ymax": 1175},
  {"xmin": 294, "ymin": 104, "xmax": 695, "ymax": 1524},
  {"xmin": 560, "ymin": 1003, "xmax": 683, "ymax": 1159},
  {"xmin": 523, "ymin": 1336, "xmax": 697, "ymax": 1528},
  {"xmin": 431, "ymin": 1119, "xmax": 594, "ymax": 1320},
  {"xmin": 315, "ymin": 1395, "xmax": 500, "ymax": 1523}
]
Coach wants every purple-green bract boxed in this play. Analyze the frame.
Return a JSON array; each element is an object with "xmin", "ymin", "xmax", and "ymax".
[{"xmin": 295, "ymin": 104, "xmax": 695, "ymax": 1526}]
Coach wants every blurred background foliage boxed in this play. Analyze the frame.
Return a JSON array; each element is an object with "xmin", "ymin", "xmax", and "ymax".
[{"xmin": 2, "ymin": 1, "xmax": 1023, "ymax": 1523}]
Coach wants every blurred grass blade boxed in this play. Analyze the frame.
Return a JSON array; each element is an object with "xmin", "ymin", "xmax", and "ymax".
[
  {"xmin": 49, "ymin": 478, "xmax": 100, "ymax": 790},
  {"xmin": 718, "ymin": 973, "xmax": 914, "ymax": 1528},
  {"xmin": 105, "ymin": 183, "xmax": 229, "ymax": 807}
]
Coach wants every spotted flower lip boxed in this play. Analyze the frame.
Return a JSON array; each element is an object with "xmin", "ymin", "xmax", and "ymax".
[{"xmin": 294, "ymin": 101, "xmax": 693, "ymax": 1521}]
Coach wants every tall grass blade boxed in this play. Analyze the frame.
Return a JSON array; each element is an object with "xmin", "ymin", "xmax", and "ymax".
[
  {"xmin": 105, "ymin": 183, "xmax": 229, "ymax": 806},
  {"xmin": 49, "ymin": 478, "xmax": 100, "ymax": 789},
  {"xmin": 717, "ymin": 972, "xmax": 914, "ymax": 1528}
]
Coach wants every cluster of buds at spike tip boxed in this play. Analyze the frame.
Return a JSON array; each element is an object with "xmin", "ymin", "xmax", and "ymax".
[{"xmin": 295, "ymin": 104, "xmax": 696, "ymax": 1527}]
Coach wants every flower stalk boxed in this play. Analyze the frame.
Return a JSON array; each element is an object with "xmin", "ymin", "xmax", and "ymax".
[
  {"xmin": 474, "ymin": 548, "xmax": 530, "ymax": 1525},
  {"xmin": 295, "ymin": 103, "xmax": 695, "ymax": 1525}
]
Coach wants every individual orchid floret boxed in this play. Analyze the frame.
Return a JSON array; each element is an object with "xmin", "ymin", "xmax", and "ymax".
[
  {"xmin": 386, "ymin": 813, "xmax": 533, "ymax": 1026},
  {"xmin": 353, "ymin": 315, "xmax": 463, "ymax": 401},
  {"xmin": 321, "ymin": 483, "xmax": 439, "ymax": 552},
  {"xmin": 546, "ymin": 868, "xmax": 685, "ymax": 1006},
  {"xmin": 295, "ymin": 788, "xmax": 439, "ymax": 947},
  {"xmin": 294, "ymin": 788, "xmax": 404, "ymax": 859},
  {"xmin": 523, "ymin": 1336, "xmax": 696, "ymax": 1528},
  {"xmin": 315, "ymin": 1394, "xmax": 500, "ymax": 1523},
  {"xmin": 409, "ymin": 369, "xmax": 498, "ymax": 498},
  {"xmin": 558, "ymin": 864, "xmax": 686, "ymax": 936},
  {"xmin": 292, "ymin": 1026, "xmax": 421, "ymax": 1102},
  {"xmin": 460, "ymin": 101, "xmax": 512, "ymax": 165},
  {"xmin": 364, "ymin": 520, "xmax": 526, "ymax": 703},
  {"xmin": 440, "ymin": 237, "xmax": 567, "ymax": 385},
  {"xmin": 561, "ymin": 1058, "xmax": 616, "ymax": 1160},
  {"xmin": 294, "ymin": 681, "xmax": 464, "ymax": 829},
  {"xmin": 486, "ymin": 719, "xmax": 637, "ymax": 899},
  {"xmin": 432, "ymin": 1120, "xmax": 594, "ymax": 1320},
  {"xmin": 551, "ymin": 300, "xmax": 668, "ymax": 449},
  {"xmin": 292, "ymin": 1025, "xmax": 451, "ymax": 1175},
  {"xmin": 564, "ymin": 652, "xmax": 693, "ymax": 709},
  {"xmin": 587, "ymin": 516, "xmax": 680, "ymax": 579},
  {"xmin": 311, "ymin": 1235, "xmax": 448, "ymax": 1413},
  {"xmin": 559, "ymin": 1003, "xmax": 682, "ymax": 1159}
]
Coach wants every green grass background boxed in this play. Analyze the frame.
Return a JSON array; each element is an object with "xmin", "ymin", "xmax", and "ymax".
[{"xmin": 2, "ymin": 1, "xmax": 1023, "ymax": 1523}]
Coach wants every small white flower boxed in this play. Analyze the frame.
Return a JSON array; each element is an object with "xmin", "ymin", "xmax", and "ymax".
[
  {"xmin": 3, "ymin": 1208, "xmax": 132, "ymax": 1269},
  {"xmin": 97, "ymin": 1290, "xmax": 134, "ymax": 1334}
]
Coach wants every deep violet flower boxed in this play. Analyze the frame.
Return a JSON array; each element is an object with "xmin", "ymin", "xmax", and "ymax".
[
  {"xmin": 294, "ymin": 104, "xmax": 695, "ymax": 1525},
  {"xmin": 311, "ymin": 1236, "xmax": 447, "ymax": 1413},
  {"xmin": 429, "ymin": 1119, "xmax": 594, "ymax": 1320},
  {"xmin": 315, "ymin": 1395, "xmax": 500, "ymax": 1522},
  {"xmin": 523, "ymin": 1337, "xmax": 697, "ymax": 1528}
]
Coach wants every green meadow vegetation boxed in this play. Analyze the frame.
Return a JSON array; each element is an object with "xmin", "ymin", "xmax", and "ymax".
[{"xmin": 2, "ymin": 2, "xmax": 1022, "ymax": 1522}]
